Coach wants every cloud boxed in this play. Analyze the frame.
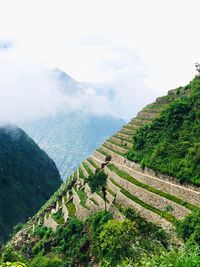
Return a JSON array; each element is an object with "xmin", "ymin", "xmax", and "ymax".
[
  {"xmin": 0, "ymin": 40, "xmax": 13, "ymax": 51},
  {"xmin": 0, "ymin": 41, "xmax": 158, "ymax": 125},
  {"xmin": 0, "ymin": 46, "xmax": 113, "ymax": 125},
  {"xmin": 0, "ymin": 0, "xmax": 199, "ymax": 122}
]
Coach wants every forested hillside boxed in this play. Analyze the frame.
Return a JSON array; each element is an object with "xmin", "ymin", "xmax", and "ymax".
[
  {"xmin": 2, "ymin": 77, "xmax": 200, "ymax": 266},
  {"xmin": 127, "ymin": 76, "xmax": 200, "ymax": 185},
  {"xmin": 0, "ymin": 126, "xmax": 62, "ymax": 242}
]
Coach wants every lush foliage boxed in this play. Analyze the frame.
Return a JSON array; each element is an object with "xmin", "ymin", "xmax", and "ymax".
[
  {"xmin": 88, "ymin": 171, "xmax": 108, "ymax": 210},
  {"xmin": 0, "ymin": 126, "xmax": 61, "ymax": 242},
  {"xmin": 134, "ymin": 244, "xmax": 200, "ymax": 267},
  {"xmin": 88, "ymin": 171, "xmax": 108, "ymax": 193},
  {"xmin": 127, "ymin": 77, "xmax": 200, "ymax": 185},
  {"xmin": 177, "ymin": 209, "xmax": 200, "ymax": 245},
  {"xmin": 0, "ymin": 263, "xmax": 26, "ymax": 267},
  {"xmin": 0, "ymin": 210, "xmax": 171, "ymax": 266}
]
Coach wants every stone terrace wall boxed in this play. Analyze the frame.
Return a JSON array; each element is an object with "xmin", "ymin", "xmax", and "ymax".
[
  {"xmin": 101, "ymin": 146, "xmax": 125, "ymax": 164},
  {"xmin": 104, "ymin": 141, "xmax": 128, "ymax": 154},
  {"xmin": 115, "ymin": 189, "xmax": 172, "ymax": 231},
  {"xmin": 105, "ymin": 167, "xmax": 190, "ymax": 220},
  {"xmin": 115, "ymin": 160, "xmax": 200, "ymax": 207},
  {"xmin": 44, "ymin": 216, "xmax": 58, "ymax": 231},
  {"xmin": 62, "ymin": 204, "xmax": 69, "ymax": 222}
]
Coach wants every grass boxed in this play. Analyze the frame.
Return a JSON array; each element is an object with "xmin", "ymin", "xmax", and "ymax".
[
  {"xmin": 73, "ymin": 170, "xmax": 77, "ymax": 179},
  {"xmin": 107, "ymin": 164, "xmax": 197, "ymax": 211},
  {"xmin": 120, "ymin": 129, "xmax": 134, "ymax": 136},
  {"xmin": 96, "ymin": 148, "xmax": 110, "ymax": 158},
  {"xmin": 104, "ymin": 141, "xmax": 127, "ymax": 154},
  {"xmin": 87, "ymin": 157, "xmax": 100, "ymax": 171},
  {"xmin": 112, "ymin": 136, "xmax": 133, "ymax": 145},
  {"xmin": 108, "ymin": 139, "xmax": 129, "ymax": 150},
  {"xmin": 113, "ymin": 134, "xmax": 133, "ymax": 143},
  {"xmin": 66, "ymin": 201, "xmax": 76, "ymax": 217},
  {"xmin": 83, "ymin": 162, "xmax": 93, "ymax": 176},
  {"xmin": 102, "ymin": 144, "xmax": 125, "ymax": 157},
  {"xmin": 52, "ymin": 210, "xmax": 64, "ymax": 224},
  {"xmin": 109, "ymin": 178, "xmax": 177, "ymax": 225},
  {"xmin": 90, "ymin": 197, "xmax": 99, "ymax": 206},
  {"xmin": 79, "ymin": 167, "xmax": 84, "ymax": 179},
  {"xmin": 135, "ymin": 117, "xmax": 154, "ymax": 122},
  {"xmin": 75, "ymin": 188, "xmax": 90, "ymax": 210},
  {"xmin": 107, "ymin": 187, "xmax": 116, "ymax": 197}
]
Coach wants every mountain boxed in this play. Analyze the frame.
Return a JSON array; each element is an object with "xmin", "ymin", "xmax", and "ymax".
[
  {"xmin": 127, "ymin": 77, "xmax": 200, "ymax": 185},
  {"xmin": 0, "ymin": 126, "xmax": 62, "ymax": 242},
  {"xmin": 21, "ymin": 70, "xmax": 124, "ymax": 179},
  {"xmin": 4, "ymin": 76, "xmax": 200, "ymax": 266}
]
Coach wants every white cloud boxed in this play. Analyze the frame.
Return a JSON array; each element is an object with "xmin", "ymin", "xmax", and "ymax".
[
  {"xmin": 0, "ymin": 0, "xmax": 199, "ymax": 121},
  {"xmin": 0, "ymin": 48, "xmax": 113, "ymax": 124}
]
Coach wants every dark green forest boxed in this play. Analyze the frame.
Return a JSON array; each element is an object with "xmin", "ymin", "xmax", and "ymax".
[{"xmin": 0, "ymin": 126, "xmax": 61, "ymax": 241}]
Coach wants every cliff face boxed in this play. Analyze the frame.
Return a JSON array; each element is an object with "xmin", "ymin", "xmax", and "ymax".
[{"xmin": 0, "ymin": 126, "xmax": 62, "ymax": 241}]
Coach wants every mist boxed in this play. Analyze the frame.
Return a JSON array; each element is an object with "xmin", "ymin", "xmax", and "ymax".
[
  {"xmin": 0, "ymin": 47, "xmax": 115, "ymax": 125},
  {"xmin": 0, "ymin": 42, "xmax": 159, "ymax": 125}
]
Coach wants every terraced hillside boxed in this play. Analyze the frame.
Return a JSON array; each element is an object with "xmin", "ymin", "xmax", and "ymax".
[{"xmin": 10, "ymin": 81, "xmax": 200, "ymax": 251}]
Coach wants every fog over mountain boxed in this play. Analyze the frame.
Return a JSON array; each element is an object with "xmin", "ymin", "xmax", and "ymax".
[{"xmin": 21, "ymin": 70, "xmax": 124, "ymax": 179}]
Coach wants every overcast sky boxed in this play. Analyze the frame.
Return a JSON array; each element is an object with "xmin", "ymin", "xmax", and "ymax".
[{"xmin": 0, "ymin": 0, "xmax": 199, "ymax": 122}]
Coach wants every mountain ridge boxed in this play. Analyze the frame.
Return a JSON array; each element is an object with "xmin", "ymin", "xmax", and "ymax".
[
  {"xmin": 0, "ymin": 125, "xmax": 62, "ymax": 242},
  {"xmin": 5, "ymin": 76, "xmax": 200, "ymax": 266}
]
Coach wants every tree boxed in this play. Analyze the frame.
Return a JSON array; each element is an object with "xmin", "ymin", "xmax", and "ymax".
[
  {"xmin": 176, "ymin": 209, "xmax": 200, "ymax": 244},
  {"xmin": 88, "ymin": 171, "xmax": 108, "ymax": 211},
  {"xmin": 97, "ymin": 219, "xmax": 138, "ymax": 266},
  {"xmin": 195, "ymin": 63, "xmax": 200, "ymax": 75}
]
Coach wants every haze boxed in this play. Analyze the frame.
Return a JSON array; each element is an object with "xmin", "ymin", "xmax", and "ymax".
[{"xmin": 0, "ymin": 0, "xmax": 199, "ymax": 122}]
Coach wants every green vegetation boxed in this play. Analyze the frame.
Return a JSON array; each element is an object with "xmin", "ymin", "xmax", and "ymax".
[
  {"xmin": 1, "ymin": 210, "xmax": 172, "ymax": 266},
  {"xmin": 110, "ymin": 178, "xmax": 177, "ymax": 224},
  {"xmin": 108, "ymin": 164, "xmax": 197, "ymax": 211},
  {"xmin": 0, "ymin": 126, "xmax": 61, "ymax": 242},
  {"xmin": 90, "ymin": 197, "xmax": 99, "ymax": 206},
  {"xmin": 88, "ymin": 171, "xmax": 108, "ymax": 210},
  {"xmin": 102, "ymin": 144, "xmax": 124, "ymax": 156},
  {"xmin": 52, "ymin": 210, "xmax": 64, "ymax": 225},
  {"xmin": 0, "ymin": 263, "xmax": 26, "ymax": 267},
  {"xmin": 127, "ymin": 76, "xmax": 200, "ymax": 185},
  {"xmin": 87, "ymin": 158, "xmax": 100, "ymax": 171},
  {"xmin": 134, "ymin": 244, "xmax": 200, "ymax": 267},
  {"xmin": 75, "ymin": 188, "xmax": 89, "ymax": 209},
  {"xmin": 96, "ymin": 148, "xmax": 111, "ymax": 159},
  {"xmin": 66, "ymin": 202, "xmax": 76, "ymax": 217},
  {"xmin": 177, "ymin": 209, "xmax": 200, "ymax": 245},
  {"xmin": 82, "ymin": 162, "xmax": 93, "ymax": 176},
  {"xmin": 108, "ymin": 139, "xmax": 128, "ymax": 149},
  {"xmin": 78, "ymin": 167, "xmax": 84, "ymax": 179}
]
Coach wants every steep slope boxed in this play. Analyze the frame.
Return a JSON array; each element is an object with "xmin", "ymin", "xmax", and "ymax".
[
  {"xmin": 8, "ymin": 77, "xmax": 200, "ymax": 266},
  {"xmin": 21, "ymin": 69, "xmax": 124, "ymax": 179},
  {"xmin": 0, "ymin": 126, "xmax": 62, "ymax": 241},
  {"xmin": 127, "ymin": 77, "xmax": 200, "ymax": 185}
]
